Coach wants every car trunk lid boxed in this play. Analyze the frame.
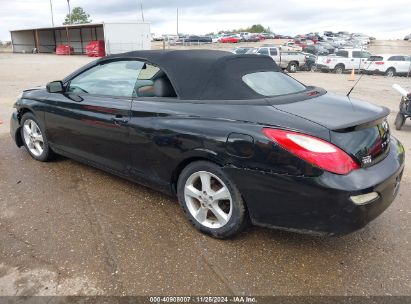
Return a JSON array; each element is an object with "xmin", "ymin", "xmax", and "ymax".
[{"xmin": 270, "ymin": 92, "xmax": 391, "ymax": 167}]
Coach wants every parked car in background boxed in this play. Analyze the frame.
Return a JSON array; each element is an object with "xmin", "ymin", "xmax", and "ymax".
[
  {"xmin": 183, "ymin": 36, "xmax": 212, "ymax": 43},
  {"xmin": 364, "ymin": 55, "xmax": 411, "ymax": 77},
  {"xmin": 323, "ymin": 36, "xmax": 346, "ymax": 46},
  {"xmin": 281, "ymin": 41, "xmax": 303, "ymax": 51},
  {"xmin": 323, "ymin": 31, "xmax": 336, "ymax": 37},
  {"xmin": 316, "ymin": 42, "xmax": 336, "ymax": 54},
  {"xmin": 404, "ymin": 34, "xmax": 411, "ymax": 41},
  {"xmin": 317, "ymin": 49, "xmax": 372, "ymax": 74},
  {"xmin": 231, "ymin": 47, "xmax": 253, "ymax": 55},
  {"xmin": 219, "ymin": 35, "xmax": 240, "ymax": 43},
  {"xmin": 303, "ymin": 45, "xmax": 329, "ymax": 56},
  {"xmin": 211, "ymin": 35, "xmax": 221, "ymax": 43},
  {"xmin": 242, "ymin": 35, "xmax": 261, "ymax": 42},
  {"xmin": 340, "ymin": 40, "xmax": 368, "ymax": 50},
  {"xmin": 260, "ymin": 33, "xmax": 274, "ymax": 39},
  {"xmin": 294, "ymin": 39, "xmax": 314, "ymax": 49},
  {"xmin": 151, "ymin": 33, "xmax": 164, "ymax": 41},
  {"xmin": 351, "ymin": 33, "xmax": 370, "ymax": 45},
  {"xmin": 246, "ymin": 46, "xmax": 306, "ymax": 72}
]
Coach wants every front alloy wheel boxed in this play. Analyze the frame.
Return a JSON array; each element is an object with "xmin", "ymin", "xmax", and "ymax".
[
  {"xmin": 177, "ymin": 161, "xmax": 247, "ymax": 238},
  {"xmin": 23, "ymin": 119, "xmax": 44, "ymax": 157},
  {"xmin": 20, "ymin": 113, "xmax": 54, "ymax": 161}
]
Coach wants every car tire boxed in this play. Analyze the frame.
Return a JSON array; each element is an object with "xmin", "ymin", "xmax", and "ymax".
[
  {"xmin": 177, "ymin": 161, "xmax": 248, "ymax": 239},
  {"xmin": 385, "ymin": 68, "xmax": 395, "ymax": 77},
  {"xmin": 20, "ymin": 112, "xmax": 54, "ymax": 161},
  {"xmin": 287, "ymin": 62, "xmax": 298, "ymax": 73},
  {"xmin": 334, "ymin": 64, "xmax": 344, "ymax": 74},
  {"xmin": 395, "ymin": 113, "xmax": 406, "ymax": 130}
]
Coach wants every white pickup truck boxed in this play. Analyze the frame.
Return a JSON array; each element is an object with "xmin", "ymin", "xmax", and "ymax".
[
  {"xmin": 317, "ymin": 49, "xmax": 372, "ymax": 74},
  {"xmin": 246, "ymin": 46, "xmax": 306, "ymax": 73}
]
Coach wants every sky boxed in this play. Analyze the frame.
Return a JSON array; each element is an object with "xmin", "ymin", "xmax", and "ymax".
[{"xmin": 0, "ymin": 0, "xmax": 410, "ymax": 41}]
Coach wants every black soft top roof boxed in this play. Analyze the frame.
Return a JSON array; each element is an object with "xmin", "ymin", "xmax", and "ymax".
[{"xmin": 106, "ymin": 49, "xmax": 281, "ymax": 100}]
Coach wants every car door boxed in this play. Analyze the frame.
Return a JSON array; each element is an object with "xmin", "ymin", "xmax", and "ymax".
[
  {"xmin": 269, "ymin": 48, "xmax": 280, "ymax": 64},
  {"xmin": 126, "ymin": 63, "xmax": 180, "ymax": 190},
  {"xmin": 45, "ymin": 59, "xmax": 145, "ymax": 173},
  {"xmin": 387, "ymin": 56, "xmax": 401, "ymax": 71},
  {"xmin": 395, "ymin": 56, "xmax": 410, "ymax": 73}
]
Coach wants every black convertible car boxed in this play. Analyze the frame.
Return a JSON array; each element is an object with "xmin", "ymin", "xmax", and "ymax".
[{"xmin": 10, "ymin": 50, "xmax": 404, "ymax": 238}]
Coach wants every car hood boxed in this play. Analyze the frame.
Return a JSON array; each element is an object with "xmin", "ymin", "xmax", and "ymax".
[{"xmin": 272, "ymin": 92, "xmax": 389, "ymax": 131}]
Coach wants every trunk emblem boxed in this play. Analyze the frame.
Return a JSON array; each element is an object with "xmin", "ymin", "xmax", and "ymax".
[{"xmin": 362, "ymin": 155, "xmax": 372, "ymax": 165}]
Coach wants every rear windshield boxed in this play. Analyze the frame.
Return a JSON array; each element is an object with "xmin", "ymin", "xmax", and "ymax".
[{"xmin": 242, "ymin": 72, "xmax": 306, "ymax": 97}]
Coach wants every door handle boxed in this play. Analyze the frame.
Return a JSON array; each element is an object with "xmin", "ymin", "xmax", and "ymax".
[{"xmin": 111, "ymin": 115, "xmax": 129, "ymax": 124}]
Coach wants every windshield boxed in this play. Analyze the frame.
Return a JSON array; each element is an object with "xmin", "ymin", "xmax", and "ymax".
[{"xmin": 242, "ymin": 72, "xmax": 306, "ymax": 97}]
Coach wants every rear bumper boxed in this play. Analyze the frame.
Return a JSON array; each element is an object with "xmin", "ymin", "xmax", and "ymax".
[{"xmin": 223, "ymin": 136, "xmax": 405, "ymax": 235}]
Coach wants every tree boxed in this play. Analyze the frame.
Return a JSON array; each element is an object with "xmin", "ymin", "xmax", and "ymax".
[
  {"xmin": 218, "ymin": 24, "xmax": 272, "ymax": 34},
  {"xmin": 63, "ymin": 7, "xmax": 92, "ymax": 25},
  {"xmin": 248, "ymin": 24, "xmax": 266, "ymax": 33}
]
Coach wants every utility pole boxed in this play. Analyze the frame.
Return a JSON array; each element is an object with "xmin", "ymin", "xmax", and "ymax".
[
  {"xmin": 176, "ymin": 8, "xmax": 179, "ymax": 36},
  {"xmin": 67, "ymin": 0, "xmax": 71, "ymax": 24},
  {"xmin": 140, "ymin": 0, "xmax": 145, "ymax": 21},
  {"xmin": 49, "ymin": 0, "xmax": 55, "ymax": 27}
]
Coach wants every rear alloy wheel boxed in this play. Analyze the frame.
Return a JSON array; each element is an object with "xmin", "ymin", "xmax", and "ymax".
[
  {"xmin": 177, "ymin": 161, "xmax": 247, "ymax": 238},
  {"xmin": 287, "ymin": 62, "xmax": 298, "ymax": 73},
  {"xmin": 20, "ymin": 113, "xmax": 54, "ymax": 161},
  {"xmin": 334, "ymin": 64, "xmax": 344, "ymax": 74},
  {"xmin": 394, "ymin": 113, "xmax": 406, "ymax": 130},
  {"xmin": 385, "ymin": 68, "xmax": 395, "ymax": 77}
]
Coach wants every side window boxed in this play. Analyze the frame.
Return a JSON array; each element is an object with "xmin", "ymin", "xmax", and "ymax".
[
  {"xmin": 134, "ymin": 64, "xmax": 160, "ymax": 97},
  {"xmin": 68, "ymin": 60, "xmax": 144, "ymax": 98},
  {"xmin": 257, "ymin": 48, "xmax": 269, "ymax": 55},
  {"xmin": 361, "ymin": 52, "xmax": 371, "ymax": 58},
  {"xmin": 336, "ymin": 51, "xmax": 348, "ymax": 57},
  {"xmin": 135, "ymin": 63, "xmax": 177, "ymax": 98},
  {"xmin": 269, "ymin": 48, "xmax": 278, "ymax": 56},
  {"xmin": 388, "ymin": 56, "xmax": 403, "ymax": 61},
  {"xmin": 352, "ymin": 51, "xmax": 361, "ymax": 58}
]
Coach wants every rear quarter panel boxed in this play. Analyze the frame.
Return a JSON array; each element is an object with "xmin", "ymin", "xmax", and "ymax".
[{"xmin": 128, "ymin": 98, "xmax": 330, "ymax": 191}]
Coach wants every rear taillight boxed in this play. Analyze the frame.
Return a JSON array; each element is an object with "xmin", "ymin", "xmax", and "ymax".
[
  {"xmin": 375, "ymin": 61, "xmax": 385, "ymax": 65},
  {"xmin": 262, "ymin": 128, "xmax": 360, "ymax": 175}
]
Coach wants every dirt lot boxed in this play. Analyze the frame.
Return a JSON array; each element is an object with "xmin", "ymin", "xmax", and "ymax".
[{"xmin": 0, "ymin": 49, "xmax": 410, "ymax": 296}]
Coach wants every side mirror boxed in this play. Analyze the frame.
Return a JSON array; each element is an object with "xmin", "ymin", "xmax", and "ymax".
[{"xmin": 46, "ymin": 81, "xmax": 64, "ymax": 93}]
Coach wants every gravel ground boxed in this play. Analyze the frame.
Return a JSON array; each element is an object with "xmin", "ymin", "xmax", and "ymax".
[{"xmin": 0, "ymin": 45, "xmax": 410, "ymax": 296}]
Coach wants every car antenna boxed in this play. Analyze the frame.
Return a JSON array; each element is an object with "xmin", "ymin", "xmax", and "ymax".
[
  {"xmin": 347, "ymin": 50, "xmax": 373, "ymax": 98},
  {"xmin": 346, "ymin": 71, "xmax": 365, "ymax": 98}
]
